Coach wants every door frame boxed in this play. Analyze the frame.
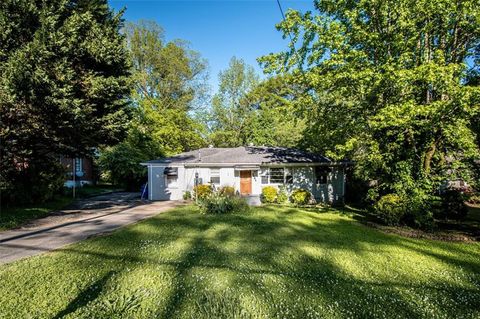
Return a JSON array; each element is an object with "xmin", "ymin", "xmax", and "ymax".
[{"xmin": 239, "ymin": 170, "xmax": 252, "ymax": 195}]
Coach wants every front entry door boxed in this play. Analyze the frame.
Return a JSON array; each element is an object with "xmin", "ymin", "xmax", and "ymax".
[{"xmin": 240, "ymin": 170, "xmax": 252, "ymax": 195}]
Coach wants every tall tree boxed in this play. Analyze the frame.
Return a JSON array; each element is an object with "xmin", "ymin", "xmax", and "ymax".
[
  {"xmin": 260, "ymin": 0, "xmax": 480, "ymax": 217},
  {"xmin": 0, "ymin": 0, "xmax": 131, "ymax": 203},
  {"xmin": 208, "ymin": 57, "xmax": 259, "ymax": 147},
  {"xmin": 99, "ymin": 21, "xmax": 207, "ymax": 188}
]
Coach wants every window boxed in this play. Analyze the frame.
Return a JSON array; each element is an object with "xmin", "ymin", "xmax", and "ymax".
[
  {"xmin": 164, "ymin": 167, "xmax": 178, "ymax": 187},
  {"xmin": 210, "ymin": 168, "xmax": 220, "ymax": 185},
  {"xmin": 261, "ymin": 168, "xmax": 293, "ymax": 184},
  {"xmin": 261, "ymin": 169, "xmax": 269, "ymax": 184},
  {"xmin": 75, "ymin": 158, "xmax": 82, "ymax": 172},
  {"xmin": 315, "ymin": 167, "xmax": 330, "ymax": 184},
  {"xmin": 269, "ymin": 168, "xmax": 284, "ymax": 183}
]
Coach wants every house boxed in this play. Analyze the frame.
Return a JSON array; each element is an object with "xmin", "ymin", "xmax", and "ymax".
[
  {"xmin": 142, "ymin": 146, "xmax": 350, "ymax": 204},
  {"xmin": 60, "ymin": 156, "xmax": 94, "ymax": 187}
]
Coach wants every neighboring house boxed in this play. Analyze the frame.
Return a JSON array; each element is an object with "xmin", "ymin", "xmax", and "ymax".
[
  {"xmin": 142, "ymin": 146, "xmax": 350, "ymax": 204},
  {"xmin": 60, "ymin": 156, "xmax": 94, "ymax": 187}
]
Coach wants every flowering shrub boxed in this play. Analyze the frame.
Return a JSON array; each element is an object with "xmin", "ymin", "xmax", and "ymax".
[
  {"xmin": 199, "ymin": 193, "xmax": 249, "ymax": 214},
  {"xmin": 261, "ymin": 186, "xmax": 278, "ymax": 203},
  {"xmin": 193, "ymin": 184, "xmax": 212, "ymax": 201},
  {"xmin": 290, "ymin": 189, "xmax": 312, "ymax": 206},
  {"xmin": 218, "ymin": 186, "xmax": 235, "ymax": 197}
]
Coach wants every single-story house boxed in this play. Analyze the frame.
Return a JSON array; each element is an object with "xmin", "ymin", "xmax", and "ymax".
[{"xmin": 142, "ymin": 146, "xmax": 350, "ymax": 205}]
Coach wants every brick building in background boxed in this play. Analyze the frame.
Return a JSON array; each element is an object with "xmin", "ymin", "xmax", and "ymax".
[{"xmin": 60, "ymin": 156, "xmax": 94, "ymax": 187}]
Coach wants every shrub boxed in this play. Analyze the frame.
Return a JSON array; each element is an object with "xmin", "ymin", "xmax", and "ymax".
[
  {"xmin": 276, "ymin": 186, "xmax": 288, "ymax": 204},
  {"xmin": 438, "ymin": 189, "xmax": 468, "ymax": 220},
  {"xmin": 290, "ymin": 189, "xmax": 312, "ymax": 206},
  {"xmin": 199, "ymin": 193, "xmax": 249, "ymax": 214},
  {"xmin": 261, "ymin": 186, "xmax": 278, "ymax": 203},
  {"xmin": 467, "ymin": 193, "xmax": 480, "ymax": 205},
  {"xmin": 218, "ymin": 186, "xmax": 235, "ymax": 197},
  {"xmin": 373, "ymin": 194, "xmax": 406, "ymax": 226},
  {"xmin": 183, "ymin": 191, "xmax": 192, "ymax": 200},
  {"xmin": 193, "ymin": 184, "xmax": 212, "ymax": 201}
]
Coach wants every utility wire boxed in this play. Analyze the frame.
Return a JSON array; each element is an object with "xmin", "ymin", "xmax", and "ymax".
[{"xmin": 275, "ymin": 0, "xmax": 294, "ymax": 43}]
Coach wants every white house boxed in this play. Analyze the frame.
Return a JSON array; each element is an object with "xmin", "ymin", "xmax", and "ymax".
[{"xmin": 141, "ymin": 146, "xmax": 350, "ymax": 204}]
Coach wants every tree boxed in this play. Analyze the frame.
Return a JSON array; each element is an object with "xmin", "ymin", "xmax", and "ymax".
[
  {"xmin": 260, "ymin": 0, "xmax": 480, "ymax": 224},
  {"xmin": 99, "ymin": 21, "xmax": 207, "ymax": 188},
  {"xmin": 0, "ymin": 0, "xmax": 131, "ymax": 203},
  {"xmin": 208, "ymin": 57, "xmax": 259, "ymax": 147},
  {"xmin": 244, "ymin": 75, "xmax": 306, "ymax": 148}
]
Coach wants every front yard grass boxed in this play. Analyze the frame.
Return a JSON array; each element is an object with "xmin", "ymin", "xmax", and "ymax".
[
  {"xmin": 0, "ymin": 196, "xmax": 74, "ymax": 231},
  {"xmin": 0, "ymin": 205, "xmax": 479, "ymax": 318}
]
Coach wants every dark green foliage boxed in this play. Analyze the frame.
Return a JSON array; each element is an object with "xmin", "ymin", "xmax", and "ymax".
[
  {"xmin": 290, "ymin": 189, "xmax": 312, "ymax": 206},
  {"xmin": 373, "ymin": 194, "xmax": 406, "ymax": 226},
  {"xmin": 261, "ymin": 186, "xmax": 278, "ymax": 203},
  {"xmin": 438, "ymin": 189, "xmax": 469, "ymax": 220},
  {"xmin": 198, "ymin": 193, "xmax": 249, "ymax": 214},
  {"xmin": 0, "ymin": 0, "xmax": 131, "ymax": 204},
  {"xmin": 260, "ymin": 0, "xmax": 480, "ymax": 226}
]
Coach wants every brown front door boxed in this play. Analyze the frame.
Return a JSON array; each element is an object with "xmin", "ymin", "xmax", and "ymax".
[{"xmin": 240, "ymin": 170, "xmax": 252, "ymax": 195}]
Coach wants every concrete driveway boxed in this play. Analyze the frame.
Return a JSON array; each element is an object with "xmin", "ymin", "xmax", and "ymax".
[{"xmin": 0, "ymin": 193, "xmax": 181, "ymax": 265}]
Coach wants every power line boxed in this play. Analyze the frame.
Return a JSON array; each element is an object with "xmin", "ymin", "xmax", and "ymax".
[{"xmin": 275, "ymin": 0, "xmax": 294, "ymax": 43}]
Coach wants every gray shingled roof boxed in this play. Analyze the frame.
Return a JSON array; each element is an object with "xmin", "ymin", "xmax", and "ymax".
[{"xmin": 144, "ymin": 147, "xmax": 332, "ymax": 165}]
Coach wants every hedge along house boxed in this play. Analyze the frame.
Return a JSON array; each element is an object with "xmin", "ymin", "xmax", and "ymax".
[{"xmin": 141, "ymin": 146, "xmax": 350, "ymax": 205}]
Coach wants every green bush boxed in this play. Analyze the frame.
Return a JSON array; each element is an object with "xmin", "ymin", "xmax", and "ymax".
[
  {"xmin": 373, "ymin": 194, "xmax": 406, "ymax": 226},
  {"xmin": 438, "ymin": 189, "xmax": 469, "ymax": 220},
  {"xmin": 199, "ymin": 193, "xmax": 249, "ymax": 214},
  {"xmin": 467, "ymin": 193, "xmax": 480, "ymax": 204},
  {"xmin": 193, "ymin": 184, "xmax": 212, "ymax": 201},
  {"xmin": 183, "ymin": 191, "xmax": 192, "ymax": 200},
  {"xmin": 261, "ymin": 186, "xmax": 278, "ymax": 203},
  {"xmin": 290, "ymin": 189, "xmax": 312, "ymax": 206},
  {"xmin": 276, "ymin": 186, "xmax": 288, "ymax": 204},
  {"xmin": 218, "ymin": 186, "xmax": 235, "ymax": 197}
]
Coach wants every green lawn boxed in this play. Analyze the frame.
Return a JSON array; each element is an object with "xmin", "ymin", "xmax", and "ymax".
[
  {"xmin": 0, "ymin": 196, "xmax": 74, "ymax": 231},
  {"xmin": 0, "ymin": 205, "xmax": 479, "ymax": 318},
  {"xmin": 0, "ymin": 185, "xmax": 122, "ymax": 231}
]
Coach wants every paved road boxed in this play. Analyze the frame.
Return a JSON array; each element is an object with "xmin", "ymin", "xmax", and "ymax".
[{"xmin": 0, "ymin": 193, "xmax": 181, "ymax": 265}]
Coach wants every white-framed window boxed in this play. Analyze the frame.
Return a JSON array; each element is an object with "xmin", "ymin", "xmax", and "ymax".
[
  {"xmin": 75, "ymin": 158, "xmax": 82, "ymax": 172},
  {"xmin": 210, "ymin": 168, "xmax": 220, "ymax": 185},
  {"xmin": 261, "ymin": 168, "xmax": 294, "ymax": 184}
]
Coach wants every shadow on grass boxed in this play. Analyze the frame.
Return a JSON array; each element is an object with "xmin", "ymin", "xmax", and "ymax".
[
  {"xmin": 53, "ymin": 271, "xmax": 115, "ymax": 318},
  {"xmin": 5, "ymin": 205, "xmax": 479, "ymax": 318}
]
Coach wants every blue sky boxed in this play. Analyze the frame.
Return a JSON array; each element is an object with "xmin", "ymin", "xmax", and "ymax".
[{"xmin": 108, "ymin": 0, "xmax": 315, "ymax": 92}]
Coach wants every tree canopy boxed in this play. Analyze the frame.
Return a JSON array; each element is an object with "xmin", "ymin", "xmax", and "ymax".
[
  {"xmin": 259, "ymin": 0, "xmax": 480, "ymax": 224},
  {"xmin": 99, "ymin": 21, "xmax": 207, "ymax": 189},
  {"xmin": 0, "ymin": 0, "xmax": 131, "ymax": 203}
]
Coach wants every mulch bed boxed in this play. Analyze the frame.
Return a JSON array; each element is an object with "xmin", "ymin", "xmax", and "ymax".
[{"xmin": 363, "ymin": 221, "xmax": 479, "ymax": 242}]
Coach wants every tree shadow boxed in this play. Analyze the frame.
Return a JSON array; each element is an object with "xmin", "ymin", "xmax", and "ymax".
[{"xmin": 52, "ymin": 271, "xmax": 115, "ymax": 319}]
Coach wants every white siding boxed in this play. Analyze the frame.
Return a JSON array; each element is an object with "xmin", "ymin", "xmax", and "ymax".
[{"xmin": 147, "ymin": 164, "xmax": 346, "ymax": 203}]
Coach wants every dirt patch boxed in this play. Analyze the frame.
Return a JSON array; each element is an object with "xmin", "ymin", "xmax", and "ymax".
[{"xmin": 363, "ymin": 221, "xmax": 478, "ymax": 242}]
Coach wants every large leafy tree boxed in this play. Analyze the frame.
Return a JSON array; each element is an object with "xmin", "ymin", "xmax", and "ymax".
[
  {"xmin": 208, "ymin": 57, "xmax": 259, "ymax": 147},
  {"xmin": 0, "ymin": 0, "xmax": 131, "ymax": 203},
  {"xmin": 99, "ymin": 21, "xmax": 207, "ymax": 188},
  {"xmin": 260, "ymin": 0, "xmax": 480, "ymax": 202}
]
